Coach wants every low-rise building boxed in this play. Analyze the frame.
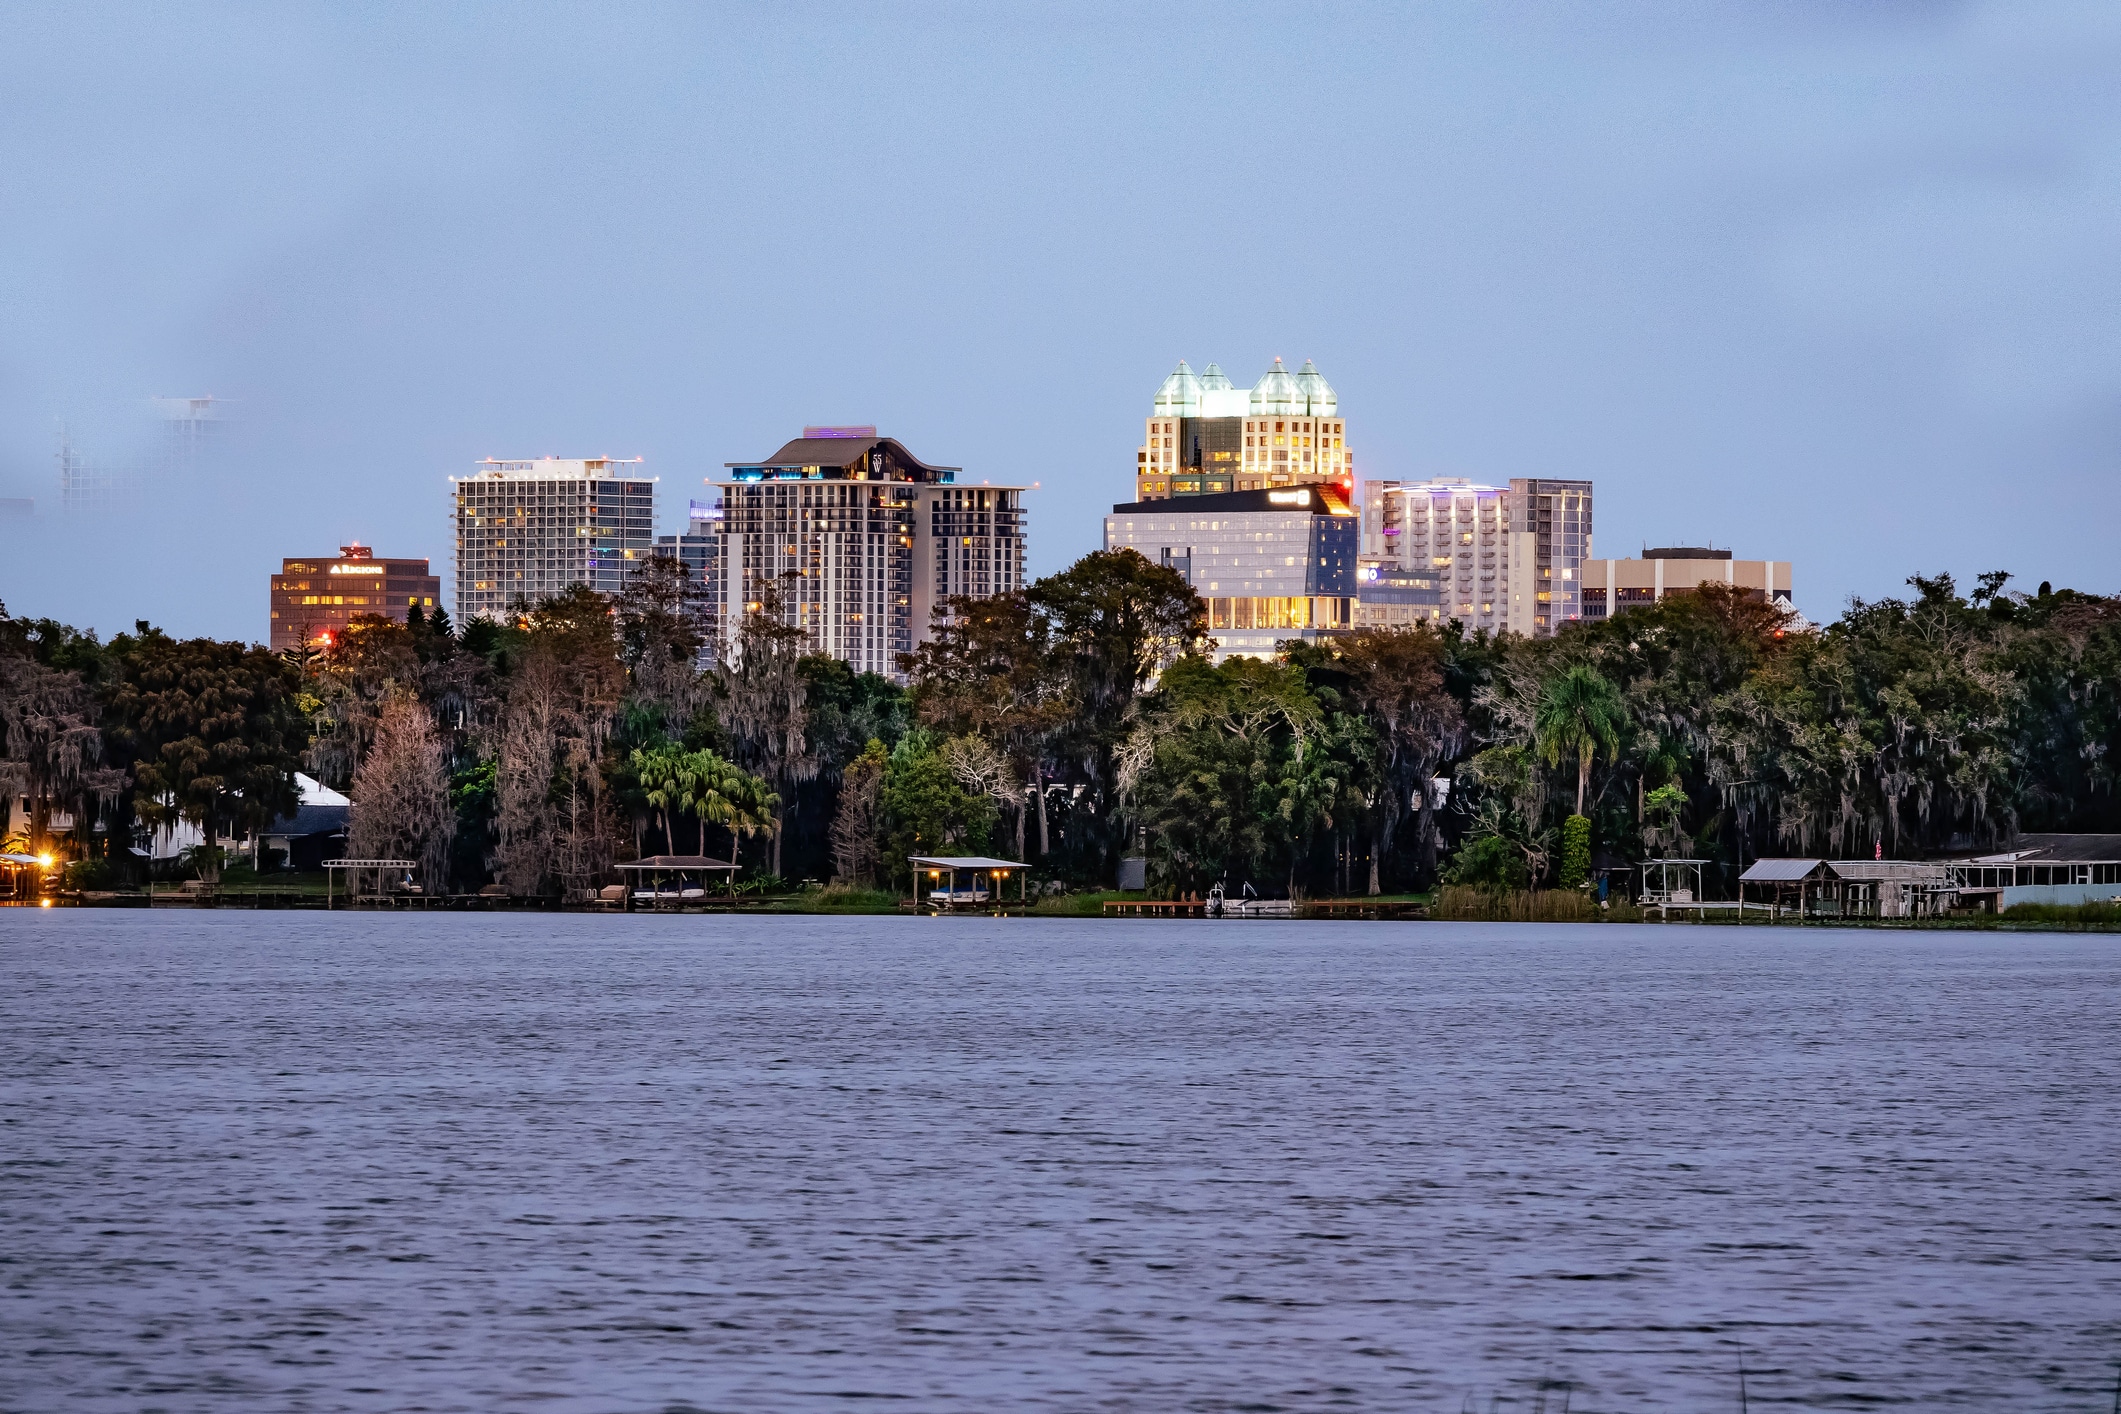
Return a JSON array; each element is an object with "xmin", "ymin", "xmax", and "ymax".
[
  {"xmin": 1353, "ymin": 557, "xmax": 1444, "ymax": 628},
  {"xmin": 1953, "ymin": 835, "xmax": 2121, "ymax": 911},
  {"xmin": 269, "ymin": 543, "xmax": 441, "ymax": 652},
  {"xmin": 1580, "ymin": 548, "xmax": 1793, "ymax": 621},
  {"xmin": 1103, "ymin": 485, "xmax": 1356, "ymax": 662}
]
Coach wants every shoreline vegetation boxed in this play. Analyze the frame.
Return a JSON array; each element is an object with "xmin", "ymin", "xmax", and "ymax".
[
  {"xmin": 29, "ymin": 875, "xmax": 2121, "ymax": 930},
  {"xmin": 4, "ymin": 558, "xmax": 2119, "ymax": 921}
]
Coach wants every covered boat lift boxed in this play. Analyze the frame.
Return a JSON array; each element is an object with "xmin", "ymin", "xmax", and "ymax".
[
  {"xmin": 1739, "ymin": 858, "xmax": 1958, "ymax": 919},
  {"xmin": 617, "ymin": 854, "xmax": 742, "ymax": 909},
  {"xmin": 908, "ymin": 855, "xmax": 1028, "ymax": 912},
  {"xmin": 324, "ymin": 858, "xmax": 419, "ymax": 908}
]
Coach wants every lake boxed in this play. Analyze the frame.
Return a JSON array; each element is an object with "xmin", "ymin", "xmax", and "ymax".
[{"xmin": 2, "ymin": 914, "xmax": 2116, "ymax": 1410}]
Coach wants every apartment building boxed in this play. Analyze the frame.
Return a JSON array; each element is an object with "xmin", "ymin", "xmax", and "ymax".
[
  {"xmin": 710, "ymin": 427, "xmax": 1026, "ymax": 681},
  {"xmin": 1359, "ymin": 475, "xmax": 1594, "ymax": 638},
  {"xmin": 451, "ymin": 457, "xmax": 657, "ymax": 621}
]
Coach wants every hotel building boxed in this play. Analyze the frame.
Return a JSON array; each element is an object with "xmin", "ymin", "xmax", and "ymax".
[
  {"xmin": 709, "ymin": 428, "xmax": 1026, "ymax": 681},
  {"xmin": 1103, "ymin": 485, "xmax": 1356, "ymax": 662},
  {"xmin": 1137, "ymin": 359, "xmax": 1351, "ymax": 501},
  {"xmin": 1359, "ymin": 476, "xmax": 1594, "ymax": 638},
  {"xmin": 1580, "ymin": 548, "xmax": 1793, "ymax": 621},
  {"xmin": 269, "ymin": 543, "xmax": 441, "ymax": 652},
  {"xmin": 451, "ymin": 457, "xmax": 657, "ymax": 622}
]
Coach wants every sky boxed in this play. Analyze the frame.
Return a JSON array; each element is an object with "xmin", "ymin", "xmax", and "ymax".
[{"xmin": 2, "ymin": 1, "xmax": 2117, "ymax": 640}]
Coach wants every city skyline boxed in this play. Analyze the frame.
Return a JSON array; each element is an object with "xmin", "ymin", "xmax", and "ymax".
[{"xmin": 4, "ymin": 6, "xmax": 2117, "ymax": 641}]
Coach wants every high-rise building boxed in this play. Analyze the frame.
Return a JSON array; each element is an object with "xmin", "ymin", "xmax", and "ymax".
[
  {"xmin": 1103, "ymin": 485, "xmax": 1357, "ymax": 662},
  {"xmin": 451, "ymin": 457, "xmax": 657, "ymax": 622},
  {"xmin": 710, "ymin": 428, "xmax": 1027, "ymax": 681},
  {"xmin": 1580, "ymin": 548, "xmax": 1793, "ymax": 621},
  {"xmin": 1507, "ymin": 478, "xmax": 1594, "ymax": 637},
  {"xmin": 269, "ymin": 543, "xmax": 441, "ymax": 652},
  {"xmin": 1136, "ymin": 359, "xmax": 1352, "ymax": 501},
  {"xmin": 651, "ymin": 498, "xmax": 725, "ymax": 651},
  {"xmin": 151, "ymin": 395, "xmax": 224, "ymax": 469},
  {"xmin": 1361, "ymin": 477, "xmax": 1518, "ymax": 634},
  {"xmin": 1358, "ymin": 475, "xmax": 1594, "ymax": 638}
]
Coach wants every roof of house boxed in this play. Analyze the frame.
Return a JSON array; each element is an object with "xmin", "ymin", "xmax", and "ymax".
[
  {"xmin": 1740, "ymin": 858, "xmax": 1826, "ymax": 882},
  {"xmin": 265, "ymin": 802, "xmax": 348, "ymax": 838},
  {"xmin": 616, "ymin": 855, "xmax": 739, "ymax": 871},
  {"xmin": 1996, "ymin": 833, "xmax": 2121, "ymax": 864},
  {"xmin": 908, "ymin": 855, "xmax": 1027, "ymax": 871}
]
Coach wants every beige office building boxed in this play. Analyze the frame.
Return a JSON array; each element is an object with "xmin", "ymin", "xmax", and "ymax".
[
  {"xmin": 1136, "ymin": 359, "xmax": 1351, "ymax": 501},
  {"xmin": 1580, "ymin": 549, "xmax": 1793, "ymax": 621}
]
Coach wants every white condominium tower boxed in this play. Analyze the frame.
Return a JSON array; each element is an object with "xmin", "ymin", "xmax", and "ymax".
[
  {"xmin": 1136, "ymin": 358, "xmax": 1352, "ymax": 501},
  {"xmin": 1359, "ymin": 476, "xmax": 1594, "ymax": 638},
  {"xmin": 710, "ymin": 427, "xmax": 1027, "ymax": 681},
  {"xmin": 451, "ymin": 457, "xmax": 657, "ymax": 621}
]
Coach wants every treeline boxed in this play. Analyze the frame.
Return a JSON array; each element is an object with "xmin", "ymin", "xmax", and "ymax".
[{"xmin": 3, "ymin": 562, "xmax": 2117, "ymax": 899}]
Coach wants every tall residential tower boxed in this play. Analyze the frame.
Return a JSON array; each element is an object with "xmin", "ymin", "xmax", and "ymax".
[
  {"xmin": 710, "ymin": 428, "xmax": 1026, "ymax": 681},
  {"xmin": 451, "ymin": 457, "xmax": 657, "ymax": 621},
  {"xmin": 1359, "ymin": 475, "xmax": 1594, "ymax": 638}
]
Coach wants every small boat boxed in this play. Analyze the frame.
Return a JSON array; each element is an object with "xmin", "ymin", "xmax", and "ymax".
[{"xmin": 1206, "ymin": 883, "xmax": 1293, "ymax": 918}]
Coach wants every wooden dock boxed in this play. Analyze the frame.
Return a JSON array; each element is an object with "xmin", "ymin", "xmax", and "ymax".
[{"xmin": 1103, "ymin": 899, "xmax": 1208, "ymax": 918}]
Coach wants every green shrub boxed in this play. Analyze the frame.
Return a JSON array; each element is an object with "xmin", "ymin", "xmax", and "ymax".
[
  {"xmin": 63, "ymin": 858, "xmax": 113, "ymax": 890},
  {"xmin": 1443, "ymin": 835, "xmax": 1529, "ymax": 892},
  {"xmin": 1558, "ymin": 815, "xmax": 1591, "ymax": 889}
]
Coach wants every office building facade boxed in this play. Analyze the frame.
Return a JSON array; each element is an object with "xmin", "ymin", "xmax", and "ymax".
[
  {"xmin": 1359, "ymin": 475, "xmax": 1594, "ymax": 637},
  {"xmin": 1352, "ymin": 558, "xmax": 1444, "ymax": 628},
  {"xmin": 269, "ymin": 543, "xmax": 441, "ymax": 652},
  {"xmin": 1580, "ymin": 549, "xmax": 1793, "ymax": 621},
  {"xmin": 451, "ymin": 457, "xmax": 657, "ymax": 622},
  {"xmin": 1103, "ymin": 485, "xmax": 1357, "ymax": 662},
  {"xmin": 710, "ymin": 428, "xmax": 1026, "ymax": 681},
  {"xmin": 1137, "ymin": 359, "xmax": 1352, "ymax": 501}
]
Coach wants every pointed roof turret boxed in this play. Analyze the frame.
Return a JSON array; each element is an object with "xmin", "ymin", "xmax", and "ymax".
[
  {"xmin": 1198, "ymin": 362, "xmax": 1234, "ymax": 391},
  {"xmin": 1249, "ymin": 357, "xmax": 1299, "ymax": 416},
  {"xmin": 1294, "ymin": 359, "xmax": 1337, "ymax": 417},
  {"xmin": 1152, "ymin": 360, "xmax": 1202, "ymax": 419}
]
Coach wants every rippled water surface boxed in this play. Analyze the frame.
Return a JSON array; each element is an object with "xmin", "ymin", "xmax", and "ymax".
[{"xmin": 3, "ymin": 914, "xmax": 2118, "ymax": 1411}]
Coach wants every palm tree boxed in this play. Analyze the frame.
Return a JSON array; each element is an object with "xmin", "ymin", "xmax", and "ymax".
[
  {"xmin": 1535, "ymin": 664, "xmax": 1627, "ymax": 818},
  {"xmin": 630, "ymin": 743, "xmax": 688, "ymax": 853}
]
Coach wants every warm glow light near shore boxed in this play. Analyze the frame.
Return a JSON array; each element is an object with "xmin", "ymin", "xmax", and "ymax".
[{"xmin": 40, "ymin": 898, "xmax": 52, "ymax": 908}]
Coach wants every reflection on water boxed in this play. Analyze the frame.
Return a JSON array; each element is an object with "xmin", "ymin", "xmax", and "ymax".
[{"xmin": 3, "ymin": 914, "xmax": 2117, "ymax": 1411}]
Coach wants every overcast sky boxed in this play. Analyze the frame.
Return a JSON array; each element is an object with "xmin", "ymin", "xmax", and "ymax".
[{"xmin": 3, "ymin": 2, "xmax": 2116, "ymax": 640}]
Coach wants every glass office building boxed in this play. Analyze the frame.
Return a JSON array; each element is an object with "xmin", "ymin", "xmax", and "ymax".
[{"xmin": 1103, "ymin": 485, "xmax": 1357, "ymax": 662}]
